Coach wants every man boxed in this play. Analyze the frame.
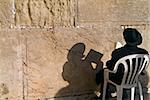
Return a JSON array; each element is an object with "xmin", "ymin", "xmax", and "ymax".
[
  {"xmin": 107, "ymin": 28, "xmax": 148, "ymax": 85},
  {"xmin": 95, "ymin": 28, "xmax": 148, "ymax": 99}
]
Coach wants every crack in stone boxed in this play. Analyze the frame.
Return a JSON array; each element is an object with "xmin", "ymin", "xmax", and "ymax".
[
  {"xmin": 27, "ymin": 0, "xmax": 33, "ymax": 26},
  {"xmin": 14, "ymin": 0, "xmax": 76, "ymax": 27}
]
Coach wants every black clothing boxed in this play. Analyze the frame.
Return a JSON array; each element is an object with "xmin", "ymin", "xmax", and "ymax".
[
  {"xmin": 95, "ymin": 44, "xmax": 148, "ymax": 99},
  {"xmin": 106, "ymin": 44, "xmax": 148, "ymax": 85},
  {"xmin": 95, "ymin": 28, "xmax": 148, "ymax": 99}
]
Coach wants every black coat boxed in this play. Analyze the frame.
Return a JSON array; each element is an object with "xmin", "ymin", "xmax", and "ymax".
[{"xmin": 106, "ymin": 44, "xmax": 148, "ymax": 85}]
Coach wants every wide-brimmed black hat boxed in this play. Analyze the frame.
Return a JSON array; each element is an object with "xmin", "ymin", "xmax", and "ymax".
[{"xmin": 123, "ymin": 28, "xmax": 142, "ymax": 46}]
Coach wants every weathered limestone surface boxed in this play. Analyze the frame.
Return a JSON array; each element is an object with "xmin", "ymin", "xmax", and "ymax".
[
  {"xmin": 20, "ymin": 27, "xmax": 117, "ymax": 99},
  {"xmin": 78, "ymin": 0, "xmax": 150, "ymax": 22},
  {"xmin": 0, "ymin": 30, "xmax": 23, "ymax": 100},
  {"xmin": 15, "ymin": 0, "xmax": 76, "ymax": 27},
  {"xmin": 0, "ymin": 0, "xmax": 150, "ymax": 100},
  {"xmin": 0, "ymin": 0, "xmax": 14, "ymax": 28}
]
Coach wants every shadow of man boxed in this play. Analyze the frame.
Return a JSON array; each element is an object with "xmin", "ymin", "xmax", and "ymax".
[{"xmin": 54, "ymin": 43, "xmax": 103, "ymax": 99}]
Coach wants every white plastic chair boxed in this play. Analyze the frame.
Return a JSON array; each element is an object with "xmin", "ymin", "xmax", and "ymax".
[{"xmin": 102, "ymin": 54, "xmax": 149, "ymax": 100}]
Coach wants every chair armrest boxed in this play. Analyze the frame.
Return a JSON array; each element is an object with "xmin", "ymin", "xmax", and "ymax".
[
  {"xmin": 104, "ymin": 68, "xmax": 118, "ymax": 74},
  {"xmin": 103, "ymin": 68, "xmax": 118, "ymax": 81}
]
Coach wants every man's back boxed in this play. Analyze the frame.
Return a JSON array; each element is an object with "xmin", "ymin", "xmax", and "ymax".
[{"xmin": 106, "ymin": 44, "xmax": 148, "ymax": 84}]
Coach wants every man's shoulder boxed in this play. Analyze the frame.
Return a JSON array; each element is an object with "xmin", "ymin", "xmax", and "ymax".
[
  {"xmin": 137, "ymin": 47, "xmax": 149, "ymax": 54},
  {"xmin": 112, "ymin": 46, "xmax": 125, "ymax": 53},
  {"xmin": 111, "ymin": 47, "xmax": 125, "ymax": 57},
  {"xmin": 112, "ymin": 46, "xmax": 149, "ymax": 56}
]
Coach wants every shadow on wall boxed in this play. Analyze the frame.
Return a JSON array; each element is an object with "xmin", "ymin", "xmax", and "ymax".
[{"xmin": 55, "ymin": 43, "xmax": 103, "ymax": 99}]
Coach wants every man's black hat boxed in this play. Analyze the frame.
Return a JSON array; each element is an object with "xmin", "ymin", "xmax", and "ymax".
[{"xmin": 123, "ymin": 28, "xmax": 142, "ymax": 46}]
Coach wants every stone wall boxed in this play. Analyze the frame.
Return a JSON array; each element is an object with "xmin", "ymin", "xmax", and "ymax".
[{"xmin": 0, "ymin": 0, "xmax": 150, "ymax": 100}]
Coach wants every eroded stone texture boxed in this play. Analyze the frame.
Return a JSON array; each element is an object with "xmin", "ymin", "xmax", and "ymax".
[
  {"xmin": 19, "ymin": 26, "xmax": 122, "ymax": 99},
  {"xmin": 0, "ymin": 0, "xmax": 14, "ymax": 28},
  {"xmin": 78, "ymin": 0, "xmax": 150, "ymax": 22},
  {"xmin": 15, "ymin": 0, "xmax": 76, "ymax": 27},
  {"xmin": 0, "ymin": 25, "xmax": 149, "ymax": 100},
  {"xmin": 0, "ymin": 83, "xmax": 9, "ymax": 96},
  {"xmin": 0, "ymin": 0, "xmax": 150, "ymax": 100},
  {"xmin": 0, "ymin": 30, "xmax": 23, "ymax": 100}
]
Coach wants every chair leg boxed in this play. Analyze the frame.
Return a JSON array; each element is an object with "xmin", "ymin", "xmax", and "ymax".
[
  {"xmin": 138, "ymin": 82, "xmax": 143, "ymax": 100},
  {"xmin": 131, "ymin": 87, "xmax": 135, "ymax": 100},
  {"xmin": 116, "ymin": 87, "xmax": 123, "ymax": 100},
  {"xmin": 102, "ymin": 79, "xmax": 107, "ymax": 100}
]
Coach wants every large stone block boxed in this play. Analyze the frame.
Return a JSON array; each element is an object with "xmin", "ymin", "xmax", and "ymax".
[
  {"xmin": 0, "ymin": 29, "xmax": 23, "ymax": 100},
  {"xmin": 0, "ymin": 26, "xmax": 150, "ymax": 100},
  {"xmin": 0, "ymin": 0, "xmax": 150, "ymax": 99},
  {"xmin": 19, "ymin": 27, "xmax": 119, "ymax": 99},
  {"xmin": 78, "ymin": 0, "xmax": 150, "ymax": 22},
  {"xmin": 19, "ymin": 24, "xmax": 150, "ymax": 99},
  {"xmin": 15, "ymin": 0, "xmax": 76, "ymax": 27},
  {"xmin": 0, "ymin": 0, "xmax": 14, "ymax": 28}
]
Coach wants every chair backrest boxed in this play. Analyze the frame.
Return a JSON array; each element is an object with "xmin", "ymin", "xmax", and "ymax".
[{"xmin": 113, "ymin": 54, "xmax": 149, "ymax": 88}]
